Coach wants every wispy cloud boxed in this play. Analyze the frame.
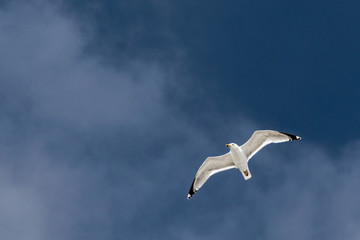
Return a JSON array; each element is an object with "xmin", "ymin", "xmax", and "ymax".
[
  {"xmin": 0, "ymin": 1, "xmax": 167, "ymax": 239},
  {"xmin": 0, "ymin": 1, "xmax": 166, "ymax": 128}
]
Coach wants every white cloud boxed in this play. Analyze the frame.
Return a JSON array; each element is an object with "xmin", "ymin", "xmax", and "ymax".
[
  {"xmin": 0, "ymin": 1, "xmax": 168, "ymax": 239},
  {"xmin": 0, "ymin": 0, "xmax": 166, "ymax": 129}
]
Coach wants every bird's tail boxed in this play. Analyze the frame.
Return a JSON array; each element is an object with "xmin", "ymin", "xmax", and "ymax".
[{"xmin": 241, "ymin": 168, "xmax": 252, "ymax": 180}]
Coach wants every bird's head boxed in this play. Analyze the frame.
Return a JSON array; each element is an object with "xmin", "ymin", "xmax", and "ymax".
[{"xmin": 226, "ymin": 143, "xmax": 238, "ymax": 148}]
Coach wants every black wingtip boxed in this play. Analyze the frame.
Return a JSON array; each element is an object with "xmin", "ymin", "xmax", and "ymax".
[
  {"xmin": 279, "ymin": 131, "xmax": 301, "ymax": 141},
  {"xmin": 187, "ymin": 178, "xmax": 196, "ymax": 199}
]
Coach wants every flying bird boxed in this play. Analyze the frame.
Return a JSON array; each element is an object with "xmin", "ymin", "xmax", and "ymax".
[{"xmin": 187, "ymin": 130, "xmax": 301, "ymax": 199}]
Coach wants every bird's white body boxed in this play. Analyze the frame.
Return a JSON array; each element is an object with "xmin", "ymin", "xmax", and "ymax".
[
  {"xmin": 187, "ymin": 130, "xmax": 301, "ymax": 199},
  {"xmin": 229, "ymin": 144, "xmax": 247, "ymax": 170},
  {"xmin": 228, "ymin": 144, "xmax": 252, "ymax": 180}
]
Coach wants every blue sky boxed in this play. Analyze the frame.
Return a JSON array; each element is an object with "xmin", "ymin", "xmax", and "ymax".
[{"xmin": 0, "ymin": 0, "xmax": 360, "ymax": 239}]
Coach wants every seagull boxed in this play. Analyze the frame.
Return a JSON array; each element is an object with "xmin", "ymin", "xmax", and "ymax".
[{"xmin": 187, "ymin": 130, "xmax": 301, "ymax": 199}]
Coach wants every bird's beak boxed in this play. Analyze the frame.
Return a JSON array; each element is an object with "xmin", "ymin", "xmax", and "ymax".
[{"xmin": 226, "ymin": 144, "xmax": 230, "ymax": 148}]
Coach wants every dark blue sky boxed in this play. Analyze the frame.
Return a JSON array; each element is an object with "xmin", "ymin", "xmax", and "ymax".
[
  {"xmin": 0, "ymin": 0, "xmax": 360, "ymax": 239},
  {"xmin": 63, "ymin": 0, "xmax": 360, "ymax": 147}
]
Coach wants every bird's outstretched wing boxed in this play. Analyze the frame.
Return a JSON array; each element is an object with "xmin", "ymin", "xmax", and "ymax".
[
  {"xmin": 187, "ymin": 152, "xmax": 235, "ymax": 199},
  {"xmin": 240, "ymin": 130, "xmax": 301, "ymax": 161}
]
